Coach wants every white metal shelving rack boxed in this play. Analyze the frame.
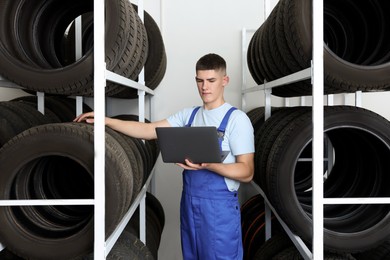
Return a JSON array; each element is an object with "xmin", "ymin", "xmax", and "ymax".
[
  {"xmin": 241, "ymin": 0, "xmax": 390, "ymax": 259},
  {"xmin": 93, "ymin": 0, "xmax": 156, "ymax": 258},
  {"xmin": 0, "ymin": 0, "xmax": 156, "ymax": 259}
]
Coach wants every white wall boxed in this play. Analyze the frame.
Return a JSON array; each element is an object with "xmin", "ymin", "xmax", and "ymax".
[{"xmin": 2, "ymin": 0, "xmax": 390, "ymax": 259}]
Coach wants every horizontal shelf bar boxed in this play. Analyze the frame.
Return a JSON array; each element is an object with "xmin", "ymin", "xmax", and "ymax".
[
  {"xmin": 0, "ymin": 78, "xmax": 23, "ymax": 89},
  {"xmin": 298, "ymin": 158, "xmax": 329, "ymax": 162},
  {"xmin": 0, "ymin": 199, "xmax": 94, "ymax": 206},
  {"xmin": 106, "ymin": 70, "xmax": 155, "ymax": 95},
  {"xmin": 1, "ymin": 72, "xmax": 155, "ymax": 96},
  {"xmin": 242, "ymin": 67, "xmax": 311, "ymax": 94},
  {"xmin": 324, "ymin": 197, "xmax": 390, "ymax": 205},
  {"xmin": 243, "ymin": 28, "xmax": 256, "ymax": 34}
]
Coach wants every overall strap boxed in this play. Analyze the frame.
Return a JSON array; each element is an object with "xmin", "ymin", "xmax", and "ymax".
[
  {"xmin": 217, "ymin": 107, "xmax": 237, "ymax": 145},
  {"xmin": 217, "ymin": 107, "xmax": 237, "ymax": 133},
  {"xmin": 185, "ymin": 106, "xmax": 201, "ymax": 127}
]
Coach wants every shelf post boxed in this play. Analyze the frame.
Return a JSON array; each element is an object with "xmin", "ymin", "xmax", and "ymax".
[
  {"xmin": 241, "ymin": 28, "xmax": 247, "ymax": 112},
  {"xmin": 312, "ymin": 0, "xmax": 324, "ymax": 258},
  {"xmin": 264, "ymin": 86, "xmax": 272, "ymax": 119},
  {"xmin": 93, "ymin": 0, "xmax": 106, "ymax": 258},
  {"xmin": 139, "ymin": 195, "xmax": 146, "ymax": 243},
  {"xmin": 37, "ymin": 92, "xmax": 45, "ymax": 114},
  {"xmin": 355, "ymin": 91, "xmax": 362, "ymax": 107},
  {"xmin": 136, "ymin": 0, "xmax": 147, "ymax": 246},
  {"xmin": 75, "ymin": 15, "xmax": 84, "ymax": 117}
]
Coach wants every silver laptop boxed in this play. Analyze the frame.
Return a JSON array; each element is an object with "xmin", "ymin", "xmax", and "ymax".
[{"xmin": 156, "ymin": 127, "xmax": 229, "ymax": 163}]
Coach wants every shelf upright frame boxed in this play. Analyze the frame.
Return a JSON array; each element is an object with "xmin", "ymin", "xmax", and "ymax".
[
  {"xmin": 75, "ymin": 15, "xmax": 84, "ymax": 116},
  {"xmin": 241, "ymin": 27, "xmax": 312, "ymax": 259},
  {"xmin": 242, "ymin": 1, "xmax": 390, "ymax": 259},
  {"xmin": 104, "ymin": 0, "xmax": 155, "ymax": 252},
  {"xmin": 311, "ymin": 0, "xmax": 324, "ymax": 259},
  {"xmin": 0, "ymin": 0, "xmax": 154, "ymax": 258},
  {"xmin": 136, "ymin": 0, "xmax": 147, "ymax": 244},
  {"xmin": 93, "ymin": 0, "xmax": 154, "ymax": 257},
  {"xmin": 93, "ymin": 0, "xmax": 107, "ymax": 258}
]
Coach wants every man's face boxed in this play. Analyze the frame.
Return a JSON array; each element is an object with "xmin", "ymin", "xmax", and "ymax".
[{"xmin": 195, "ymin": 69, "xmax": 228, "ymax": 109}]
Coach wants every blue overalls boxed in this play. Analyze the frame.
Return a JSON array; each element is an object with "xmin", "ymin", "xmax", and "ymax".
[{"xmin": 180, "ymin": 106, "xmax": 243, "ymax": 260}]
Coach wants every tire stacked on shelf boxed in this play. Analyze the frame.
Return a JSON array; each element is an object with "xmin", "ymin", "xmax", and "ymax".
[
  {"xmin": 75, "ymin": 192, "xmax": 164, "ymax": 260},
  {"xmin": 11, "ymin": 95, "xmax": 93, "ymax": 123},
  {"xmin": 246, "ymin": 231, "xmax": 356, "ymax": 259},
  {"xmin": 141, "ymin": 7, "xmax": 167, "ymax": 92},
  {"xmin": 0, "ymin": 120, "xmax": 161, "ymax": 259},
  {"xmin": 0, "ymin": 95, "xmax": 93, "ymax": 149},
  {"xmin": 0, "ymin": 0, "xmax": 166, "ymax": 98},
  {"xmin": 353, "ymin": 241, "xmax": 390, "ymax": 260},
  {"xmin": 247, "ymin": 0, "xmax": 390, "ymax": 96},
  {"xmin": 240, "ymin": 194, "xmax": 282, "ymax": 260},
  {"xmin": 248, "ymin": 106, "xmax": 390, "ymax": 255},
  {"xmin": 113, "ymin": 114, "xmax": 160, "ymax": 185},
  {"xmin": 125, "ymin": 192, "xmax": 166, "ymax": 260},
  {"xmin": 110, "ymin": 5, "xmax": 167, "ymax": 98},
  {"xmin": 0, "ymin": 100, "xmax": 61, "ymax": 148},
  {"xmin": 0, "ymin": 0, "xmax": 164, "ymax": 258},
  {"xmin": 87, "ymin": 231, "xmax": 154, "ymax": 260}
]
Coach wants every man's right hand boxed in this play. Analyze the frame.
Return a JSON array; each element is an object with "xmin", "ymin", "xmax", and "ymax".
[{"xmin": 73, "ymin": 111, "xmax": 95, "ymax": 123}]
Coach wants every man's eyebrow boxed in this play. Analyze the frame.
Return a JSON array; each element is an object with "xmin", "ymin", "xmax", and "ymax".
[{"xmin": 195, "ymin": 77, "xmax": 216, "ymax": 81}]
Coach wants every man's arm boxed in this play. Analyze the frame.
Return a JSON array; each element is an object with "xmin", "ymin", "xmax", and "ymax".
[
  {"xmin": 177, "ymin": 153, "xmax": 254, "ymax": 183},
  {"xmin": 74, "ymin": 111, "xmax": 171, "ymax": 140}
]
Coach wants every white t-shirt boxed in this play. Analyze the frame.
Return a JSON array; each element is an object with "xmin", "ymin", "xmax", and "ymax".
[{"xmin": 166, "ymin": 103, "xmax": 255, "ymax": 191}]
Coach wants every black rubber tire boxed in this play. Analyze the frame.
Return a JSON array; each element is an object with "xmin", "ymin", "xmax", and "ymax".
[
  {"xmin": 104, "ymin": 2, "xmax": 149, "ymax": 98},
  {"xmin": 0, "ymin": 248, "xmax": 24, "ymax": 260},
  {"xmin": 0, "ymin": 0, "xmax": 94, "ymax": 95},
  {"xmin": 0, "ymin": 0, "xmax": 145, "ymax": 97},
  {"xmin": 76, "ymin": 231, "xmax": 155, "ymax": 260},
  {"xmin": 247, "ymin": 0, "xmax": 390, "ymax": 95},
  {"xmin": 353, "ymin": 240, "xmax": 390, "ymax": 260},
  {"xmin": 113, "ymin": 114, "xmax": 160, "ymax": 181},
  {"xmin": 284, "ymin": 0, "xmax": 390, "ymax": 93},
  {"xmin": 11, "ymin": 95, "xmax": 92, "ymax": 122},
  {"xmin": 254, "ymin": 107, "xmax": 310, "ymax": 193},
  {"xmin": 133, "ymin": 5, "xmax": 167, "ymax": 90},
  {"xmin": 0, "ymin": 100, "xmax": 59, "ymax": 147},
  {"xmin": 253, "ymin": 233, "xmax": 295, "ymax": 260},
  {"xmin": 106, "ymin": 231, "xmax": 155, "ymax": 260},
  {"xmin": 58, "ymin": 12, "xmax": 94, "ymax": 67},
  {"xmin": 0, "ymin": 123, "xmax": 133, "ymax": 259},
  {"xmin": 0, "ymin": 104, "xmax": 30, "ymax": 146},
  {"xmin": 105, "ymin": 127, "xmax": 142, "ymax": 207},
  {"xmin": 126, "ymin": 192, "xmax": 165, "ymax": 260},
  {"xmin": 246, "ymin": 28, "xmax": 262, "ymax": 84},
  {"xmin": 273, "ymin": 246, "xmax": 357, "ymax": 260},
  {"xmin": 265, "ymin": 106, "xmax": 390, "ymax": 253},
  {"xmin": 240, "ymin": 194, "xmax": 282, "ymax": 260}
]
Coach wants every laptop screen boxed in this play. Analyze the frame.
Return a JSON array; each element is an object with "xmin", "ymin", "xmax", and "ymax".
[{"xmin": 156, "ymin": 127, "xmax": 229, "ymax": 163}]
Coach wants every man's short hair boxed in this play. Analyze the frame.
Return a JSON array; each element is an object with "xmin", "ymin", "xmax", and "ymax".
[{"xmin": 196, "ymin": 53, "xmax": 226, "ymax": 73}]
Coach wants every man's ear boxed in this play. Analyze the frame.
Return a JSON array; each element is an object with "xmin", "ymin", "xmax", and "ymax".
[{"xmin": 223, "ymin": 75, "xmax": 229, "ymax": 86}]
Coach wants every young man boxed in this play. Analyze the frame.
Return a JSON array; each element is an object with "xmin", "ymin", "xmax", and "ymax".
[{"xmin": 74, "ymin": 53, "xmax": 255, "ymax": 260}]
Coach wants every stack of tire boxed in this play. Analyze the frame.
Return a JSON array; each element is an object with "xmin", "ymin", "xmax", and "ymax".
[
  {"xmin": 240, "ymin": 194, "xmax": 282, "ymax": 260},
  {"xmin": 0, "ymin": 0, "xmax": 166, "ymax": 98},
  {"xmin": 0, "ymin": 96, "xmax": 161, "ymax": 259},
  {"xmin": 241, "ymin": 195, "xmax": 358, "ymax": 260},
  {"xmin": 125, "ymin": 192, "xmax": 166, "ymax": 260},
  {"xmin": 72, "ymin": 192, "xmax": 165, "ymax": 260},
  {"xmin": 246, "ymin": 106, "xmax": 390, "ymax": 258},
  {"xmin": 0, "ymin": 96, "xmax": 92, "ymax": 148},
  {"xmin": 247, "ymin": 0, "xmax": 390, "ymax": 97}
]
